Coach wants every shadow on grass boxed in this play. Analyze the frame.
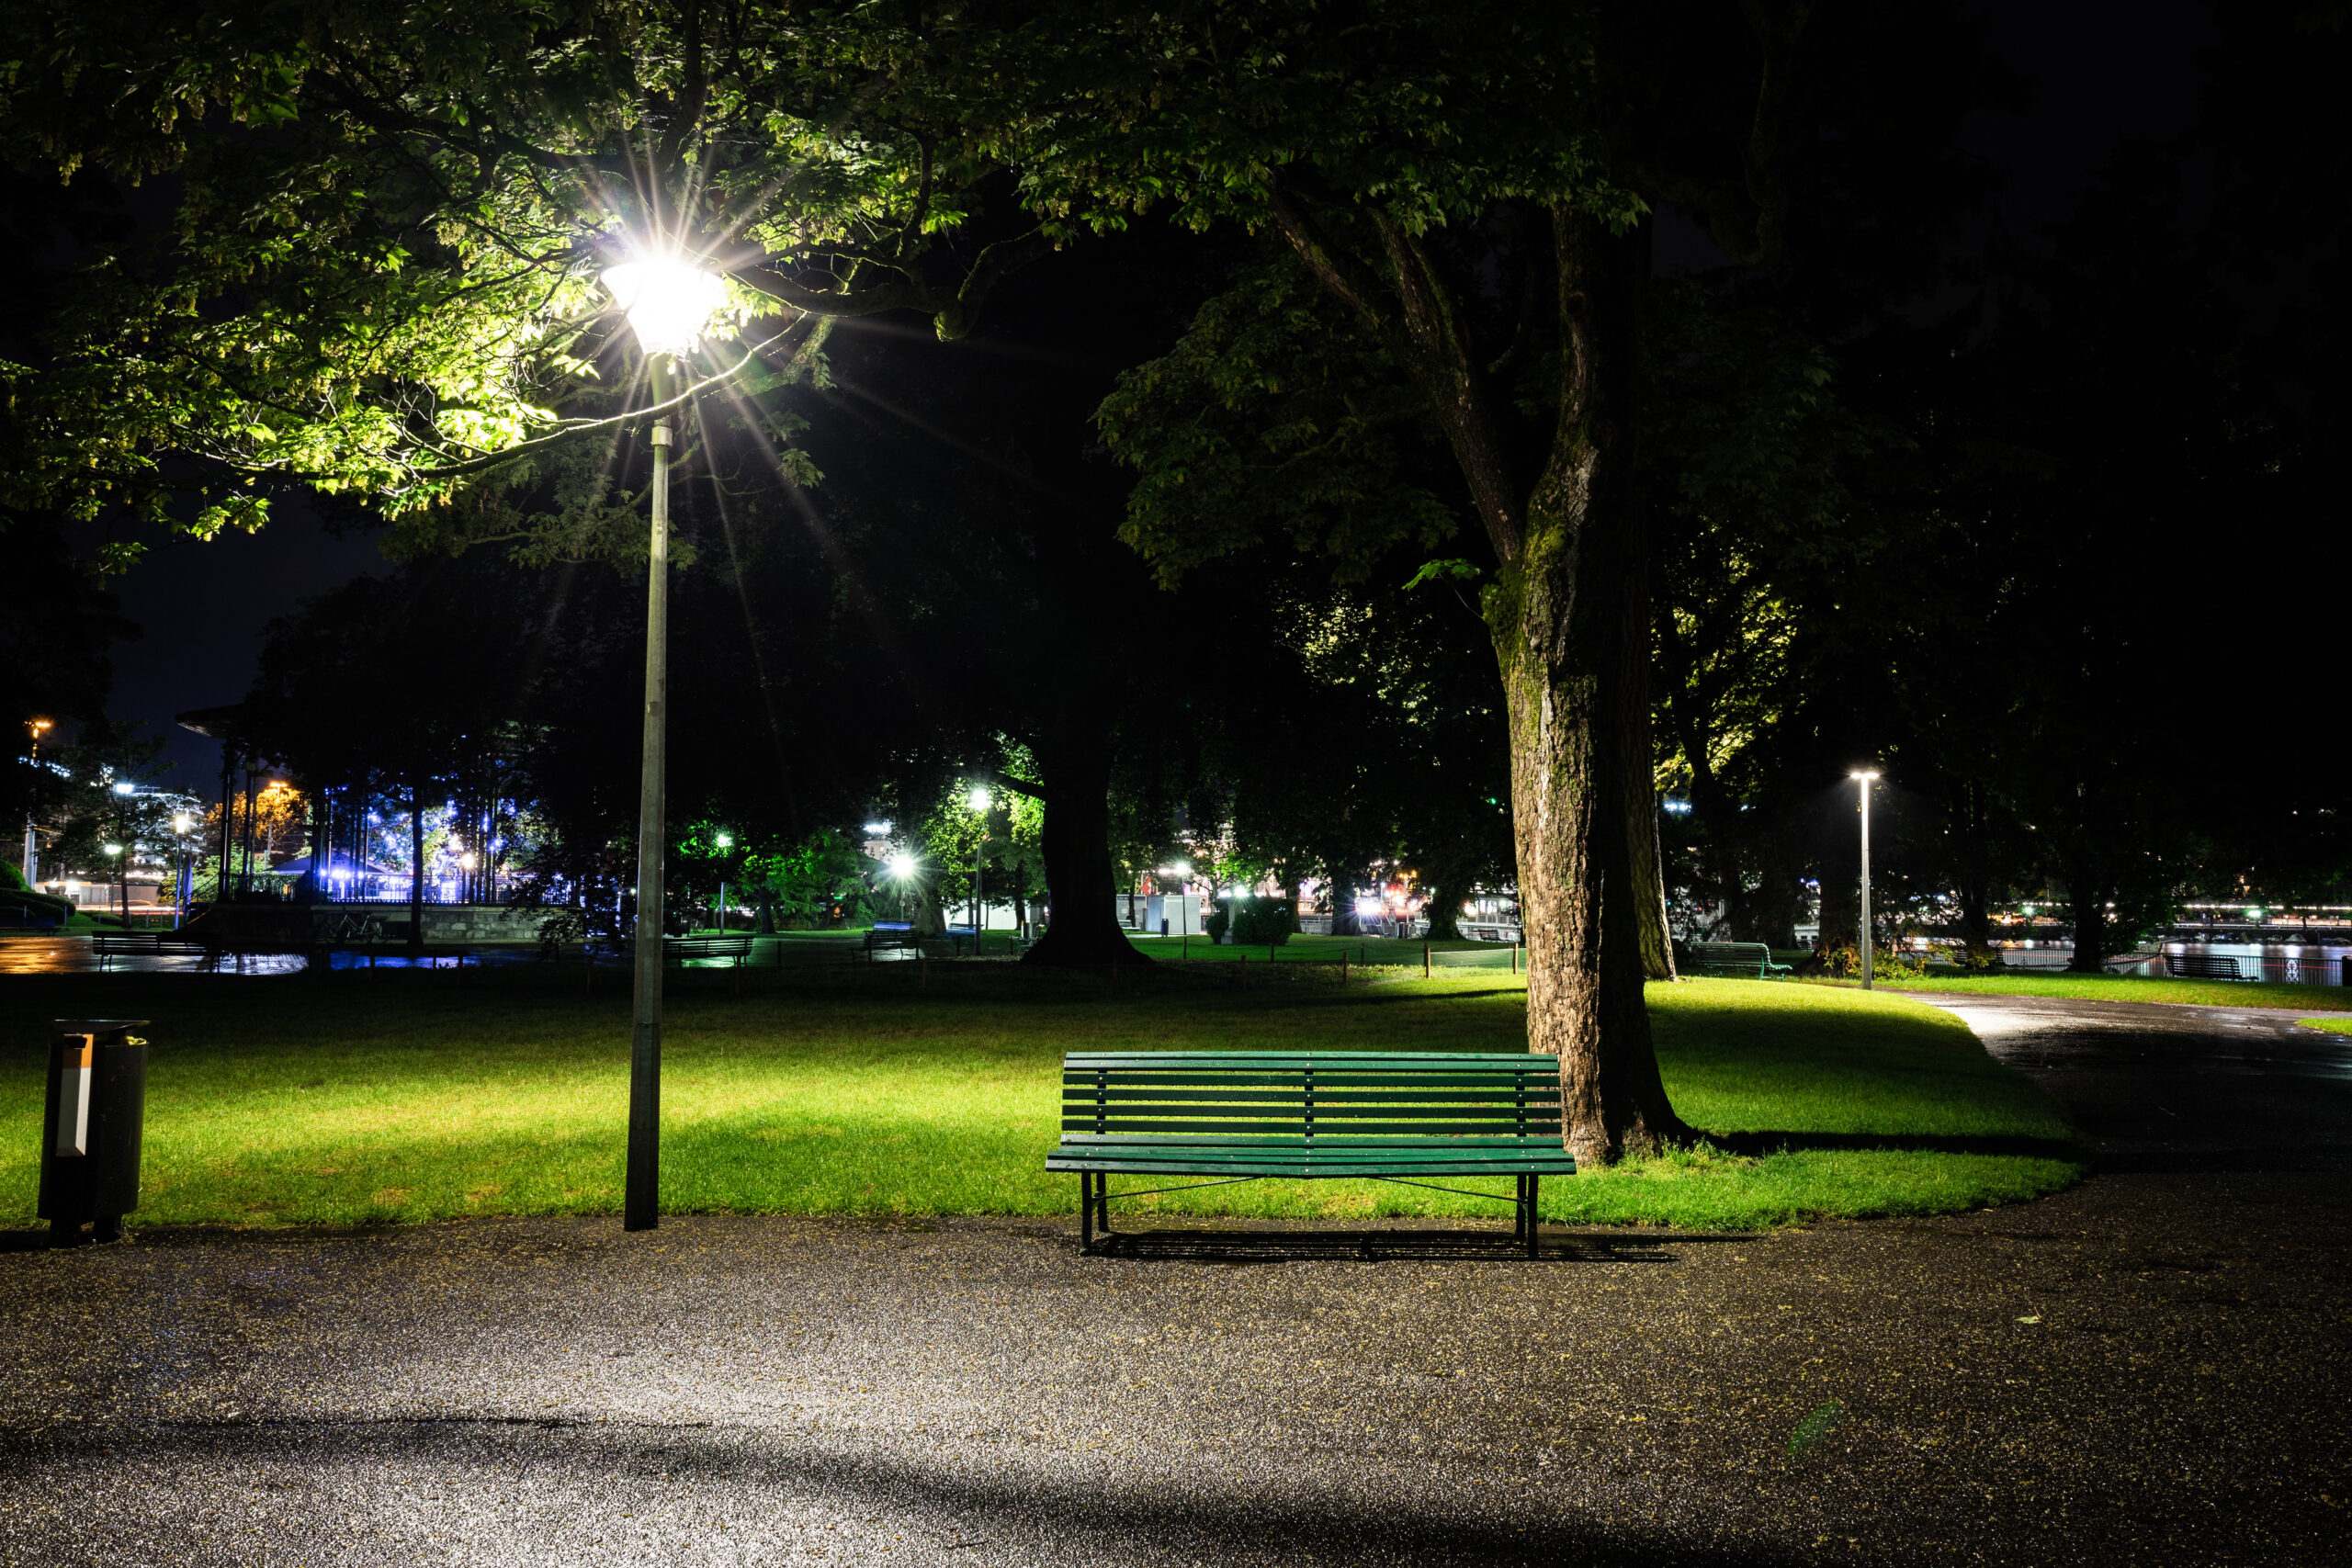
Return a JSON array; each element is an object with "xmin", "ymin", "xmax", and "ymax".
[
  {"xmin": 1708, "ymin": 1130, "xmax": 2084, "ymax": 1161},
  {"xmin": 1082, "ymin": 1224, "xmax": 1725, "ymax": 1263}
]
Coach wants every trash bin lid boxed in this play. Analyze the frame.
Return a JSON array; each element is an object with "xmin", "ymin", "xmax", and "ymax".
[{"xmin": 53, "ymin": 1020, "xmax": 151, "ymax": 1033}]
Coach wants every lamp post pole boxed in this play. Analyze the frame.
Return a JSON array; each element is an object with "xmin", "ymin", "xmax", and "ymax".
[
  {"xmin": 967, "ymin": 789, "xmax": 991, "ymax": 942},
  {"xmin": 1851, "ymin": 771, "xmax": 1879, "ymax": 990},
  {"xmin": 21, "ymin": 718, "xmax": 50, "ymax": 886},
  {"xmin": 625, "ymin": 358, "xmax": 674, "ymax": 1234}
]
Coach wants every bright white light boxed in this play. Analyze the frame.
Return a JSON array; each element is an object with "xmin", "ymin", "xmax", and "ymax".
[
  {"xmin": 172, "ymin": 813, "xmax": 191, "ymax": 833},
  {"xmin": 103, "ymin": 842, "xmax": 122, "ymax": 856},
  {"xmin": 1354, "ymin": 897, "xmax": 1383, "ymax": 918},
  {"xmin": 864, "ymin": 821, "xmax": 890, "ymax": 835},
  {"xmin": 887, "ymin": 852, "xmax": 916, "ymax": 880},
  {"xmin": 1662, "ymin": 798, "xmax": 1692, "ymax": 815},
  {"xmin": 1849, "ymin": 769, "xmax": 1881, "ymax": 782},
  {"xmin": 968, "ymin": 787, "xmax": 992, "ymax": 812},
  {"xmin": 1172, "ymin": 861, "xmax": 1192, "ymax": 877},
  {"xmin": 112, "ymin": 781, "xmax": 136, "ymax": 795},
  {"xmin": 713, "ymin": 831, "xmax": 734, "ymax": 850},
  {"xmin": 604, "ymin": 256, "xmax": 728, "ymax": 357}
]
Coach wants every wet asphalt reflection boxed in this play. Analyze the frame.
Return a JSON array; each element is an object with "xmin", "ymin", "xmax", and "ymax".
[{"xmin": 0, "ymin": 995, "xmax": 2346, "ymax": 1565}]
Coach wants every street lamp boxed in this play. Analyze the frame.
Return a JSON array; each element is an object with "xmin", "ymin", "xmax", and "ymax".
[
  {"xmin": 172, "ymin": 812, "xmax": 193, "ymax": 929},
  {"xmin": 713, "ymin": 830, "xmax": 734, "ymax": 933},
  {"xmin": 605, "ymin": 247, "xmax": 726, "ymax": 1235},
  {"xmin": 967, "ymin": 788, "xmax": 992, "ymax": 937},
  {"xmin": 1849, "ymin": 771, "xmax": 1880, "ymax": 990},
  {"xmin": 21, "ymin": 717, "xmax": 52, "ymax": 886}
]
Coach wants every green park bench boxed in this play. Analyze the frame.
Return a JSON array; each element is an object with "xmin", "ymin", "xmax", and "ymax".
[
  {"xmin": 1047, "ymin": 1051, "xmax": 1577, "ymax": 1257},
  {"xmin": 1685, "ymin": 941, "xmax": 1793, "ymax": 979},
  {"xmin": 666, "ymin": 933, "xmax": 754, "ymax": 966}
]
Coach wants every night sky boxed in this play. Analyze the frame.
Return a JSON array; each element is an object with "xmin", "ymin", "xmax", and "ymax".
[{"xmin": 94, "ymin": 0, "xmax": 2218, "ymax": 794}]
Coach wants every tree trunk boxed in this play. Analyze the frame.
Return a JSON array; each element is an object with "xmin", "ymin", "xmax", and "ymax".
[
  {"xmin": 1022, "ymin": 725, "xmax": 1148, "ymax": 965},
  {"xmin": 2064, "ymin": 858, "xmax": 2114, "ymax": 972},
  {"xmin": 1491, "ymin": 211, "xmax": 1687, "ymax": 1166}
]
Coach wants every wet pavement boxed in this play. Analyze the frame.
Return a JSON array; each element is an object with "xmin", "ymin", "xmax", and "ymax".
[{"xmin": 0, "ymin": 998, "xmax": 2347, "ymax": 1565}]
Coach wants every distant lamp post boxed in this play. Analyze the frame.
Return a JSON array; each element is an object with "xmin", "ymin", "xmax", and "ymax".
[
  {"xmin": 103, "ymin": 841, "xmax": 125, "ymax": 928},
  {"xmin": 172, "ymin": 812, "xmax": 193, "ymax": 929},
  {"xmin": 1849, "ymin": 771, "xmax": 1880, "ymax": 989},
  {"xmin": 22, "ymin": 716, "xmax": 53, "ymax": 886},
  {"xmin": 713, "ymin": 830, "xmax": 734, "ymax": 932},
  {"xmin": 967, "ymin": 788, "xmax": 992, "ymax": 936},
  {"xmin": 605, "ymin": 247, "xmax": 726, "ymax": 1235}
]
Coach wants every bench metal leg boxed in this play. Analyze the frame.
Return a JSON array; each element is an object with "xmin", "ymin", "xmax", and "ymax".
[
  {"xmin": 1080, "ymin": 1172, "xmax": 1105, "ymax": 1254},
  {"xmin": 1526, "ymin": 1174, "xmax": 1540, "ymax": 1258}
]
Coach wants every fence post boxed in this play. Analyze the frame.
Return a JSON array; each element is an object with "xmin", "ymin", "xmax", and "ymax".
[{"xmin": 1423, "ymin": 942, "xmax": 1430, "ymax": 978}]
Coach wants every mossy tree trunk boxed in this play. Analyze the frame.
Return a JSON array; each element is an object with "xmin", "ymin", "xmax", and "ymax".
[
  {"xmin": 1484, "ymin": 210, "xmax": 1687, "ymax": 1163},
  {"xmin": 1272, "ymin": 194, "xmax": 1688, "ymax": 1161}
]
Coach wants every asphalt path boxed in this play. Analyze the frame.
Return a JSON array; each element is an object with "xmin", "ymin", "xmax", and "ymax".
[{"xmin": 1, "ymin": 995, "xmax": 2347, "ymax": 1566}]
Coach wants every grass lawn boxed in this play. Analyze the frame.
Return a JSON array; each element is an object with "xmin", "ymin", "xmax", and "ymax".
[
  {"xmin": 2299, "ymin": 1016, "xmax": 2352, "ymax": 1037},
  {"xmin": 0, "ymin": 967, "xmax": 2080, "ymax": 1233},
  {"xmin": 1818, "ymin": 971, "xmax": 2352, "ymax": 1011}
]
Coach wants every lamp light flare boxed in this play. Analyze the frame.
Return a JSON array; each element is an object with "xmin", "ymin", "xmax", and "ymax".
[
  {"xmin": 968, "ymin": 787, "xmax": 992, "ymax": 813},
  {"xmin": 603, "ymin": 256, "xmax": 728, "ymax": 357},
  {"xmin": 112, "ymin": 781, "xmax": 136, "ymax": 795},
  {"xmin": 887, "ymin": 852, "xmax": 916, "ymax": 881},
  {"xmin": 713, "ymin": 831, "xmax": 734, "ymax": 850}
]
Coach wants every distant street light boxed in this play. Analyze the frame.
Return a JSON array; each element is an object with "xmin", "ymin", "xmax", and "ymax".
[
  {"xmin": 22, "ymin": 716, "xmax": 53, "ymax": 885},
  {"xmin": 713, "ymin": 830, "xmax": 735, "ymax": 933},
  {"xmin": 172, "ymin": 812, "xmax": 193, "ymax": 930},
  {"xmin": 1849, "ymin": 771, "xmax": 1880, "ymax": 990},
  {"xmin": 605, "ymin": 246, "xmax": 726, "ymax": 1235},
  {"xmin": 967, "ymin": 788, "xmax": 992, "ymax": 936}
]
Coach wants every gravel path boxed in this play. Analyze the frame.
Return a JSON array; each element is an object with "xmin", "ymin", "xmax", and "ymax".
[{"xmin": 2, "ymin": 996, "xmax": 2346, "ymax": 1566}]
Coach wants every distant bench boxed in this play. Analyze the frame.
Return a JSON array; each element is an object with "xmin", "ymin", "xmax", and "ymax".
[
  {"xmin": 2166, "ymin": 953, "xmax": 2245, "ymax": 980},
  {"xmin": 1046, "ymin": 1051, "xmax": 1576, "ymax": 1256},
  {"xmin": 865, "ymin": 921, "xmax": 922, "ymax": 954},
  {"xmin": 91, "ymin": 931, "xmax": 211, "ymax": 969},
  {"xmin": 668, "ymin": 934, "xmax": 754, "ymax": 966},
  {"xmin": 1685, "ymin": 941, "xmax": 1792, "ymax": 979}
]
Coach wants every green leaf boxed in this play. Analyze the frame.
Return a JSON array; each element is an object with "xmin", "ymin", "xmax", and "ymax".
[{"xmin": 1785, "ymin": 1400, "xmax": 1844, "ymax": 1457}]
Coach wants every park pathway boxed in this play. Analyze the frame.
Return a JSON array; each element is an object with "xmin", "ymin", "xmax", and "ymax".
[{"xmin": 0, "ymin": 996, "xmax": 2346, "ymax": 1565}]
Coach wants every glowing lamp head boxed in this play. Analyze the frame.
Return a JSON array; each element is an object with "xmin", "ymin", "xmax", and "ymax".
[
  {"xmin": 968, "ymin": 787, "xmax": 992, "ymax": 813},
  {"xmin": 458, "ymin": 852, "xmax": 479, "ymax": 871},
  {"xmin": 103, "ymin": 842, "xmax": 122, "ymax": 857},
  {"xmin": 864, "ymin": 821, "xmax": 890, "ymax": 836},
  {"xmin": 603, "ymin": 256, "xmax": 727, "ymax": 357},
  {"xmin": 887, "ymin": 852, "xmax": 916, "ymax": 881},
  {"xmin": 173, "ymin": 813, "xmax": 191, "ymax": 833},
  {"xmin": 1849, "ymin": 769, "xmax": 1880, "ymax": 783},
  {"xmin": 713, "ymin": 831, "xmax": 734, "ymax": 850}
]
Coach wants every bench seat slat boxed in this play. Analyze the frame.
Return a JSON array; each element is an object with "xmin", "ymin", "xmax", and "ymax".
[{"xmin": 1048, "ymin": 1155, "xmax": 1577, "ymax": 1176}]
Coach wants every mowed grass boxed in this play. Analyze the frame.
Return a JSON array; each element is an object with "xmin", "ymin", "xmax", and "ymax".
[
  {"xmin": 2299, "ymin": 1016, "xmax": 2352, "ymax": 1037},
  {"xmin": 0, "ymin": 966, "xmax": 2081, "ymax": 1232},
  {"xmin": 1829, "ymin": 971, "xmax": 2352, "ymax": 1011}
]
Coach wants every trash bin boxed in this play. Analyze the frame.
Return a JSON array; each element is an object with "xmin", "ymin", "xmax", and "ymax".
[{"xmin": 39, "ymin": 1019, "xmax": 149, "ymax": 1246}]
